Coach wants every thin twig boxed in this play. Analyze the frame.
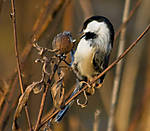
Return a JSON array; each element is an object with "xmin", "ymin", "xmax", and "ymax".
[
  {"xmin": 33, "ymin": 85, "xmax": 48, "ymax": 131},
  {"xmin": 107, "ymin": 0, "xmax": 131, "ymax": 131},
  {"xmin": 114, "ymin": 0, "xmax": 142, "ymax": 41},
  {"xmin": 34, "ymin": 60, "xmax": 61, "ymax": 131},
  {"xmin": 10, "ymin": 0, "xmax": 32, "ymax": 130},
  {"xmin": 38, "ymin": 24, "xmax": 150, "ymax": 130},
  {"xmin": 10, "ymin": 0, "xmax": 24, "ymax": 99}
]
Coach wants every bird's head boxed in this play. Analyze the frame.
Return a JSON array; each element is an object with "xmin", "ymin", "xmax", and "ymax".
[{"xmin": 81, "ymin": 16, "xmax": 114, "ymax": 45}]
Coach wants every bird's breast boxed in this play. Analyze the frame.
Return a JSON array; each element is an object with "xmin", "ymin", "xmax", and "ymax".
[{"xmin": 72, "ymin": 39, "xmax": 97, "ymax": 79}]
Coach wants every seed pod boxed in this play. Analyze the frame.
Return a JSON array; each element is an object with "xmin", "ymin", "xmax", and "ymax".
[{"xmin": 52, "ymin": 31, "xmax": 74, "ymax": 55}]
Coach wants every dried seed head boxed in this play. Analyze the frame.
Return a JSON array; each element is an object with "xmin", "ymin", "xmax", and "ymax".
[{"xmin": 52, "ymin": 31, "xmax": 74, "ymax": 55}]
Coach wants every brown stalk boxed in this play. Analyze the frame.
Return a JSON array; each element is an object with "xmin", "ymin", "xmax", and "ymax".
[
  {"xmin": 107, "ymin": 0, "xmax": 131, "ymax": 131},
  {"xmin": 34, "ymin": 60, "xmax": 61, "ymax": 131},
  {"xmin": 0, "ymin": 0, "xmax": 68, "ymax": 129},
  {"xmin": 114, "ymin": 0, "xmax": 142, "ymax": 41},
  {"xmin": 33, "ymin": 85, "xmax": 49, "ymax": 131},
  {"xmin": 10, "ymin": 0, "xmax": 32, "ymax": 131},
  {"xmin": 38, "ymin": 24, "xmax": 150, "ymax": 130}
]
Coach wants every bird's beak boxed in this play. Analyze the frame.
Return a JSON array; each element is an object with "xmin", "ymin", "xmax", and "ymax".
[{"xmin": 78, "ymin": 30, "xmax": 85, "ymax": 39}]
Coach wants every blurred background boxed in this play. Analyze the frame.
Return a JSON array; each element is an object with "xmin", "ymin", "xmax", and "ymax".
[{"xmin": 0, "ymin": 0, "xmax": 150, "ymax": 131}]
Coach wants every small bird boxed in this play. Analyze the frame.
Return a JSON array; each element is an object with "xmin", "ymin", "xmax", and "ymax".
[
  {"xmin": 72, "ymin": 16, "xmax": 114, "ymax": 83},
  {"xmin": 54, "ymin": 15, "xmax": 114, "ymax": 122}
]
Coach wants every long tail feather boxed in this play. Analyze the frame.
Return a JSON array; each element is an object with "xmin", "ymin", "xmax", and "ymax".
[{"xmin": 54, "ymin": 81, "xmax": 81, "ymax": 122}]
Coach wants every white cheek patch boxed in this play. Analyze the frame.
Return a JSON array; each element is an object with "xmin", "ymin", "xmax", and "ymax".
[
  {"xmin": 84, "ymin": 21, "xmax": 111, "ymax": 54},
  {"xmin": 84, "ymin": 21, "xmax": 110, "ymax": 36},
  {"xmin": 97, "ymin": 27, "xmax": 110, "ymax": 53},
  {"xmin": 84, "ymin": 21, "xmax": 110, "ymax": 46},
  {"xmin": 84, "ymin": 21, "xmax": 101, "ymax": 33}
]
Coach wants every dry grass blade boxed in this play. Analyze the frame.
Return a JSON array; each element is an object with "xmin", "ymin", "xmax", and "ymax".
[
  {"xmin": 10, "ymin": 0, "xmax": 32, "ymax": 130},
  {"xmin": 38, "ymin": 24, "xmax": 150, "ymax": 130},
  {"xmin": 12, "ymin": 82, "xmax": 37, "ymax": 130},
  {"xmin": 107, "ymin": 0, "xmax": 131, "ymax": 131},
  {"xmin": 51, "ymin": 72, "xmax": 65, "ymax": 109}
]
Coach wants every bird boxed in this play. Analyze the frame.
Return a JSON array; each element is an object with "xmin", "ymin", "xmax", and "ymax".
[{"xmin": 54, "ymin": 15, "xmax": 114, "ymax": 122}]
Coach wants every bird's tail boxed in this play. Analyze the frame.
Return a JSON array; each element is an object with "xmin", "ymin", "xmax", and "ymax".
[{"xmin": 54, "ymin": 81, "xmax": 81, "ymax": 122}]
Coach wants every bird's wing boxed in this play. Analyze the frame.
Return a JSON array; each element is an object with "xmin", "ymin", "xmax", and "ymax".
[{"xmin": 93, "ymin": 51, "xmax": 110, "ymax": 83}]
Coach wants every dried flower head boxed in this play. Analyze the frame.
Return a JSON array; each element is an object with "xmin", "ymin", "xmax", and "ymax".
[{"xmin": 52, "ymin": 31, "xmax": 74, "ymax": 55}]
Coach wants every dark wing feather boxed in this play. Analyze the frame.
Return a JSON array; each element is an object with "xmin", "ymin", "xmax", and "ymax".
[{"xmin": 93, "ymin": 51, "xmax": 110, "ymax": 83}]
